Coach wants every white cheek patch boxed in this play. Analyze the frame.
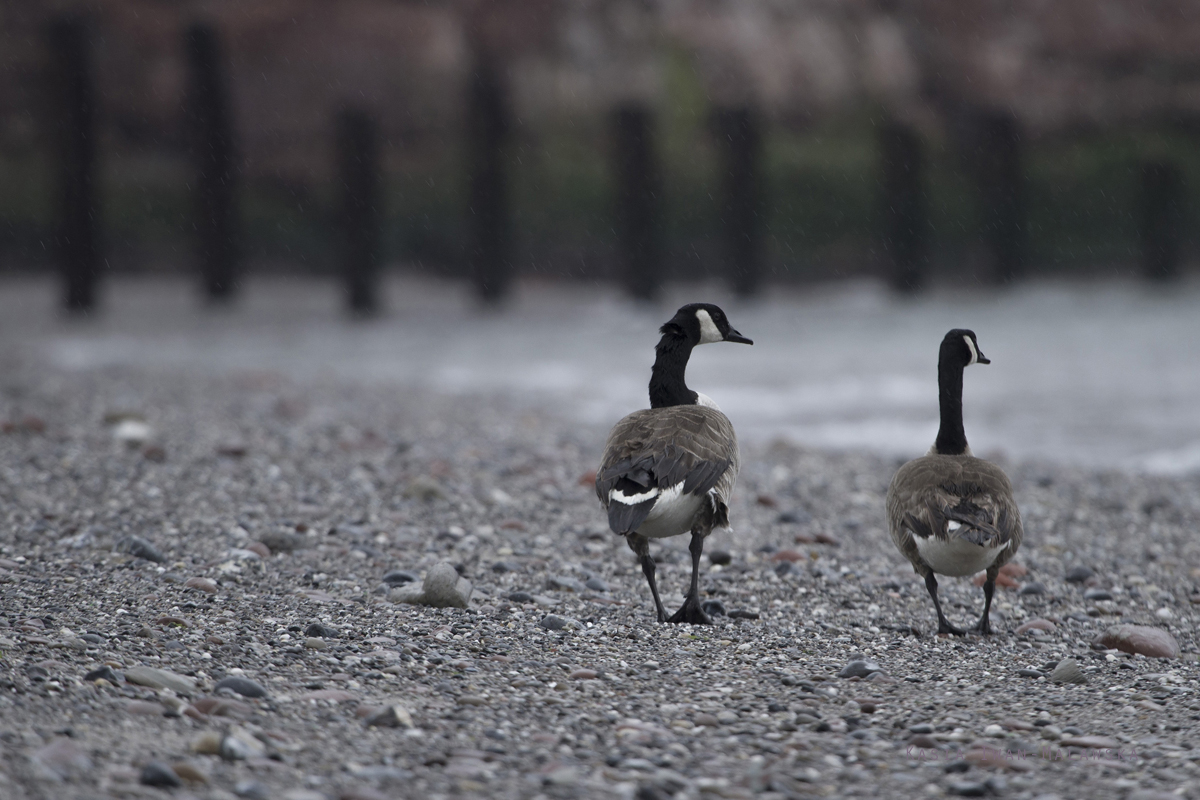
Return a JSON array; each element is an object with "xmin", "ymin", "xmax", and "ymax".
[
  {"xmin": 963, "ymin": 335, "xmax": 978, "ymax": 365},
  {"xmin": 695, "ymin": 309, "xmax": 722, "ymax": 345}
]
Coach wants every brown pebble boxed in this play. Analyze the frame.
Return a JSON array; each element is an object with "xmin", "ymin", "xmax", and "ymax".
[
  {"xmin": 813, "ymin": 532, "xmax": 840, "ymax": 546},
  {"xmin": 694, "ymin": 713, "xmax": 721, "ymax": 727},
  {"xmin": 769, "ymin": 550, "xmax": 804, "ymax": 563},
  {"xmin": 793, "ymin": 532, "xmax": 815, "ymax": 544},
  {"xmin": 755, "ymin": 494, "xmax": 778, "ymax": 508},
  {"xmin": 1000, "ymin": 719, "xmax": 1036, "ymax": 731},
  {"xmin": 170, "ymin": 761, "xmax": 208, "ymax": 784},
  {"xmin": 908, "ymin": 734, "xmax": 939, "ymax": 749},
  {"xmin": 1094, "ymin": 624, "xmax": 1180, "ymax": 659},
  {"xmin": 141, "ymin": 445, "xmax": 167, "ymax": 462},
  {"xmin": 182, "ymin": 705, "xmax": 209, "ymax": 722},
  {"xmin": 184, "ymin": 577, "xmax": 218, "ymax": 594},
  {"xmin": 190, "ymin": 731, "xmax": 222, "ymax": 755},
  {"xmin": 965, "ymin": 745, "xmax": 1033, "ymax": 771},
  {"xmin": 853, "ymin": 698, "xmax": 879, "ymax": 713},
  {"xmin": 156, "ymin": 616, "xmax": 190, "ymax": 629},
  {"xmin": 339, "ymin": 787, "xmax": 389, "ymax": 800},
  {"xmin": 1015, "ymin": 618, "xmax": 1056, "ymax": 634},
  {"xmin": 458, "ymin": 694, "xmax": 488, "ymax": 706},
  {"xmin": 245, "ymin": 541, "xmax": 271, "ymax": 559},
  {"xmin": 569, "ymin": 669, "xmax": 598, "ymax": 680}
]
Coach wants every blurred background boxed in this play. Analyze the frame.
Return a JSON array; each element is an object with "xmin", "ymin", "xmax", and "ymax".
[
  {"xmin": 4, "ymin": 0, "xmax": 1200, "ymax": 298},
  {"xmin": 1, "ymin": 0, "xmax": 1199, "ymax": 474}
]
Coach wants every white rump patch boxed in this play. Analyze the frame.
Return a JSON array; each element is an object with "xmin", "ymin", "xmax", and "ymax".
[
  {"xmin": 696, "ymin": 309, "xmax": 722, "ymax": 344},
  {"xmin": 695, "ymin": 392, "xmax": 722, "ymax": 411},
  {"xmin": 610, "ymin": 486, "xmax": 659, "ymax": 505},
  {"xmin": 638, "ymin": 482, "xmax": 703, "ymax": 539},
  {"xmin": 963, "ymin": 335, "xmax": 978, "ymax": 365},
  {"xmin": 915, "ymin": 535, "xmax": 1006, "ymax": 577}
]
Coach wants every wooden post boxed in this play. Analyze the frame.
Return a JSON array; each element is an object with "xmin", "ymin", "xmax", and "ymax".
[
  {"xmin": 336, "ymin": 109, "xmax": 381, "ymax": 314},
  {"xmin": 1140, "ymin": 160, "xmax": 1184, "ymax": 281},
  {"xmin": 466, "ymin": 60, "xmax": 511, "ymax": 303},
  {"xmin": 47, "ymin": 17, "xmax": 99, "ymax": 313},
  {"xmin": 613, "ymin": 104, "xmax": 662, "ymax": 301},
  {"xmin": 714, "ymin": 107, "xmax": 763, "ymax": 296},
  {"xmin": 185, "ymin": 23, "xmax": 238, "ymax": 302},
  {"xmin": 878, "ymin": 120, "xmax": 927, "ymax": 292},
  {"xmin": 973, "ymin": 112, "xmax": 1026, "ymax": 284}
]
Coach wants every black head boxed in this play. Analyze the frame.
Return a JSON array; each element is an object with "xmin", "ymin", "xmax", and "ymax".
[
  {"xmin": 660, "ymin": 303, "xmax": 753, "ymax": 346},
  {"xmin": 940, "ymin": 328, "xmax": 989, "ymax": 367}
]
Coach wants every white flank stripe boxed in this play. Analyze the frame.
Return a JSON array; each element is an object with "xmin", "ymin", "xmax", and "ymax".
[{"xmin": 611, "ymin": 487, "xmax": 659, "ymax": 505}]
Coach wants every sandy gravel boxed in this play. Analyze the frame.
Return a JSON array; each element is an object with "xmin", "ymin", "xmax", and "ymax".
[{"xmin": 2, "ymin": 355, "xmax": 1200, "ymax": 800}]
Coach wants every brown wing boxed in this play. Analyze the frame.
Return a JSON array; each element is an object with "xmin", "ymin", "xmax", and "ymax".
[
  {"xmin": 886, "ymin": 454, "xmax": 1023, "ymax": 574},
  {"xmin": 596, "ymin": 405, "xmax": 739, "ymax": 533}
]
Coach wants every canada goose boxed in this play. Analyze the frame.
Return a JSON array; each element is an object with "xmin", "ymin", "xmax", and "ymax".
[
  {"xmin": 595, "ymin": 303, "xmax": 752, "ymax": 624},
  {"xmin": 886, "ymin": 329, "xmax": 1022, "ymax": 635}
]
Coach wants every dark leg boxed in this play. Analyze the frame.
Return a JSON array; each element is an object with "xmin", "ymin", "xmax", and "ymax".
[
  {"xmin": 627, "ymin": 534, "xmax": 668, "ymax": 622},
  {"xmin": 667, "ymin": 530, "xmax": 712, "ymax": 625},
  {"xmin": 974, "ymin": 574, "xmax": 996, "ymax": 635},
  {"xmin": 924, "ymin": 572, "xmax": 966, "ymax": 636}
]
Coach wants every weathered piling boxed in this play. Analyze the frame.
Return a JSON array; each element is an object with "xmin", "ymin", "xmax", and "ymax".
[
  {"xmin": 878, "ymin": 120, "xmax": 927, "ymax": 292},
  {"xmin": 47, "ymin": 17, "xmax": 99, "ymax": 312},
  {"xmin": 336, "ymin": 108, "xmax": 381, "ymax": 314},
  {"xmin": 972, "ymin": 111, "xmax": 1026, "ymax": 284},
  {"xmin": 1139, "ymin": 160, "xmax": 1184, "ymax": 281},
  {"xmin": 714, "ymin": 107, "xmax": 763, "ymax": 296},
  {"xmin": 185, "ymin": 23, "xmax": 238, "ymax": 302},
  {"xmin": 466, "ymin": 60, "xmax": 511, "ymax": 303},
  {"xmin": 612, "ymin": 104, "xmax": 662, "ymax": 301}
]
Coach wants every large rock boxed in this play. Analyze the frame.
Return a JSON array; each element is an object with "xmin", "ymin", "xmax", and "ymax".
[
  {"xmin": 391, "ymin": 561, "xmax": 471, "ymax": 609},
  {"xmin": 1094, "ymin": 624, "xmax": 1180, "ymax": 659}
]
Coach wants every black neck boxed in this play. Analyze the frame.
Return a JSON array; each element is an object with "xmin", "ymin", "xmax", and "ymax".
[
  {"xmin": 649, "ymin": 330, "xmax": 698, "ymax": 408},
  {"xmin": 934, "ymin": 354, "xmax": 968, "ymax": 455}
]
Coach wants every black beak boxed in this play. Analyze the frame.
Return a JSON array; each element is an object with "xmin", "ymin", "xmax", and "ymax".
[
  {"xmin": 725, "ymin": 329, "xmax": 753, "ymax": 345},
  {"xmin": 976, "ymin": 351, "xmax": 991, "ymax": 365}
]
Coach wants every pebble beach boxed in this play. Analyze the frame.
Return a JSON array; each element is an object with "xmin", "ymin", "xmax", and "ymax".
[{"xmin": 2, "ymin": 277, "xmax": 1200, "ymax": 800}]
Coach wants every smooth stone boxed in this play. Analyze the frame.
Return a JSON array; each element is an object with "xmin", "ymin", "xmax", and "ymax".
[
  {"xmin": 491, "ymin": 561, "xmax": 519, "ymax": 573},
  {"xmin": 909, "ymin": 724, "xmax": 934, "ymax": 735},
  {"xmin": 304, "ymin": 623, "xmax": 339, "ymax": 639},
  {"xmin": 244, "ymin": 541, "xmax": 271, "ymax": 559},
  {"xmin": 700, "ymin": 599, "xmax": 727, "ymax": 617},
  {"xmin": 1065, "ymin": 566, "xmax": 1095, "ymax": 583},
  {"xmin": 1015, "ymin": 618, "xmax": 1056, "ymax": 634},
  {"xmin": 184, "ymin": 576, "xmax": 218, "ymax": 594},
  {"xmin": 1050, "ymin": 658, "xmax": 1087, "ymax": 684},
  {"xmin": 708, "ymin": 550, "xmax": 733, "ymax": 566},
  {"xmin": 381, "ymin": 570, "xmax": 418, "ymax": 586},
  {"xmin": 394, "ymin": 561, "xmax": 472, "ymax": 609},
  {"xmin": 776, "ymin": 509, "xmax": 812, "ymax": 524},
  {"xmin": 363, "ymin": 704, "xmax": 413, "ymax": 728},
  {"xmin": 304, "ymin": 637, "xmax": 327, "ymax": 650},
  {"xmin": 539, "ymin": 614, "xmax": 580, "ymax": 631},
  {"xmin": 1017, "ymin": 668, "xmax": 1046, "ymax": 678},
  {"xmin": 114, "ymin": 535, "xmax": 166, "ymax": 563},
  {"xmin": 191, "ymin": 731, "xmax": 224, "ymax": 755},
  {"xmin": 140, "ymin": 761, "xmax": 182, "ymax": 788},
  {"xmin": 220, "ymin": 729, "xmax": 266, "ymax": 761},
  {"xmin": 507, "ymin": 591, "xmax": 535, "ymax": 603},
  {"xmin": 124, "ymin": 666, "xmax": 197, "ymax": 695},
  {"xmin": 299, "ymin": 689, "xmax": 357, "ymax": 702},
  {"xmin": 1094, "ymin": 624, "xmax": 1180, "ymax": 659},
  {"xmin": 170, "ymin": 761, "xmax": 208, "ymax": 784},
  {"xmin": 31, "ymin": 737, "xmax": 93, "ymax": 781},
  {"xmin": 548, "ymin": 575, "xmax": 587, "ymax": 592},
  {"xmin": 838, "ymin": 659, "xmax": 882, "ymax": 679},
  {"xmin": 948, "ymin": 781, "xmax": 988, "ymax": 797},
  {"xmin": 728, "ymin": 609, "xmax": 760, "ymax": 620},
  {"xmin": 569, "ymin": 669, "xmax": 598, "ymax": 680},
  {"xmin": 214, "ymin": 676, "xmax": 268, "ymax": 698},
  {"xmin": 909, "ymin": 734, "xmax": 939, "ymax": 749},
  {"xmin": 235, "ymin": 780, "xmax": 271, "ymax": 800},
  {"xmin": 84, "ymin": 665, "xmax": 121, "ymax": 684},
  {"xmin": 1019, "ymin": 581, "xmax": 1046, "ymax": 596},
  {"xmin": 1083, "ymin": 588, "xmax": 1113, "ymax": 601},
  {"xmin": 585, "ymin": 577, "xmax": 610, "ymax": 592},
  {"xmin": 258, "ymin": 530, "xmax": 300, "ymax": 554},
  {"xmin": 774, "ymin": 562, "xmax": 793, "ymax": 577},
  {"xmin": 458, "ymin": 694, "xmax": 488, "ymax": 706},
  {"xmin": 1059, "ymin": 735, "xmax": 1121, "ymax": 749}
]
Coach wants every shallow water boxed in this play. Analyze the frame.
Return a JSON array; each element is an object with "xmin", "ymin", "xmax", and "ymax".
[{"xmin": 2, "ymin": 273, "xmax": 1197, "ymax": 474}]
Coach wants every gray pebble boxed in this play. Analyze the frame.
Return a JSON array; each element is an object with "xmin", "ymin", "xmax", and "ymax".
[
  {"xmin": 776, "ymin": 509, "xmax": 812, "ymax": 524},
  {"xmin": 1083, "ymin": 588, "xmax": 1113, "ymax": 601},
  {"xmin": 381, "ymin": 569, "xmax": 418, "ymax": 586},
  {"xmin": 1018, "ymin": 668, "xmax": 1046, "ymax": 678},
  {"xmin": 124, "ymin": 666, "xmax": 196, "ymax": 695},
  {"xmin": 1019, "ymin": 581, "xmax": 1046, "ymax": 595},
  {"xmin": 547, "ymin": 575, "xmax": 587, "ymax": 592},
  {"xmin": 540, "ymin": 614, "xmax": 580, "ymax": 631},
  {"xmin": 304, "ymin": 623, "xmax": 340, "ymax": 639},
  {"xmin": 909, "ymin": 723, "xmax": 933, "ymax": 734},
  {"xmin": 1065, "ymin": 565, "xmax": 1095, "ymax": 583},
  {"xmin": 948, "ymin": 781, "xmax": 988, "ymax": 797},
  {"xmin": 214, "ymin": 676, "xmax": 268, "ymax": 698},
  {"xmin": 491, "ymin": 561, "xmax": 520, "ymax": 573},
  {"xmin": 114, "ymin": 535, "xmax": 166, "ymax": 563},
  {"xmin": 838, "ymin": 659, "xmax": 882, "ymax": 679},
  {"xmin": 708, "ymin": 550, "xmax": 732, "ymax": 566},
  {"xmin": 508, "ymin": 591, "xmax": 535, "ymax": 603},
  {"xmin": 701, "ymin": 599, "xmax": 726, "ymax": 617},
  {"xmin": 1049, "ymin": 658, "xmax": 1087, "ymax": 685},
  {"xmin": 84, "ymin": 665, "xmax": 121, "ymax": 683},
  {"xmin": 585, "ymin": 577, "xmax": 609, "ymax": 592},
  {"xmin": 235, "ymin": 780, "xmax": 272, "ymax": 800},
  {"xmin": 140, "ymin": 761, "xmax": 181, "ymax": 788}
]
